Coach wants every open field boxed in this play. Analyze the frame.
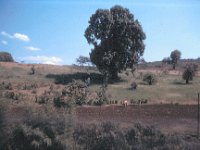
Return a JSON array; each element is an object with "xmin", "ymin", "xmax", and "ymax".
[
  {"xmin": 0, "ymin": 62, "xmax": 200, "ymax": 149},
  {"xmin": 76, "ymin": 104, "xmax": 197, "ymax": 134}
]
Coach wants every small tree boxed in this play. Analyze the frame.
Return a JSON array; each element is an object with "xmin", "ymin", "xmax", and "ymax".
[
  {"xmin": 162, "ymin": 57, "xmax": 171, "ymax": 65},
  {"xmin": 143, "ymin": 73, "xmax": 157, "ymax": 85},
  {"xmin": 76, "ymin": 55, "xmax": 91, "ymax": 66},
  {"xmin": 170, "ymin": 50, "xmax": 181, "ymax": 69},
  {"xmin": 0, "ymin": 52, "xmax": 14, "ymax": 62},
  {"xmin": 30, "ymin": 65, "xmax": 35, "ymax": 75},
  {"xmin": 182, "ymin": 63, "xmax": 198, "ymax": 84}
]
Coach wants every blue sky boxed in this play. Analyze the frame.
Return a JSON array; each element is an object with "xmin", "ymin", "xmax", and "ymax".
[{"xmin": 0, "ymin": 0, "xmax": 200, "ymax": 65}]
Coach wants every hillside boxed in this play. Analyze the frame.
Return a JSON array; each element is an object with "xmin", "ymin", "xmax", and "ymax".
[{"xmin": 0, "ymin": 61, "xmax": 200, "ymax": 149}]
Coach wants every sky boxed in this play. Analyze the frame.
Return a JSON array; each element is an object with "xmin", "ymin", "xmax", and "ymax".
[{"xmin": 0, "ymin": 0, "xmax": 200, "ymax": 65}]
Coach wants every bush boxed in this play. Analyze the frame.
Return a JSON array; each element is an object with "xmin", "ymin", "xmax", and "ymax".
[
  {"xmin": 37, "ymin": 95, "xmax": 49, "ymax": 104},
  {"xmin": 93, "ymin": 86, "xmax": 109, "ymax": 106},
  {"xmin": 73, "ymin": 122, "xmax": 128, "ymax": 150},
  {"xmin": 29, "ymin": 65, "xmax": 36, "ymax": 75},
  {"xmin": 66, "ymin": 80, "xmax": 87, "ymax": 105},
  {"xmin": 143, "ymin": 73, "xmax": 157, "ymax": 85},
  {"xmin": 130, "ymin": 81, "xmax": 137, "ymax": 90},
  {"xmin": 5, "ymin": 121, "xmax": 66, "ymax": 150},
  {"xmin": 0, "ymin": 82, "xmax": 12, "ymax": 90},
  {"xmin": 4, "ymin": 91, "xmax": 19, "ymax": 100},
  {"xmin": 182, "ymin": 63, "xmax": 198, "ymax": 84},
  {"xmin": 0, "ymin": 52, "xmax": 14, "ymax": 62},
  {"xmin": 54, "ymin": 96, "xmax": 66, "ymax": 108},
  {"xmin": 0, "ymin": 106, "xmax": 5, "ymax": 149},
  {"xmin": 73, "ymin": 122, "xmax": 184, "ymax": 150}
]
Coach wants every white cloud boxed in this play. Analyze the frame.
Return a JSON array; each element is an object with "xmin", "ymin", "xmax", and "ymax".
[
  {"xmin": 14, "ymin": 33, "xmax": 30, "ymax": 42},
  {"xmin": 23, "ymin": 56, "xmax": 63, "ymax": 65},
  {"xmin": 1, "ymin": 31, "xmax": 30, "ymax": 42},
  {"xmin": 1, "ymin": 31, "xmax": 13, "ymax": 38},
  {"xmin": 1, "ymin": 40, "xmax": 8, "ymax": 45},
  {"xmin": 25, "ymin": 46, "xmax": 40, "ymax": 51}
]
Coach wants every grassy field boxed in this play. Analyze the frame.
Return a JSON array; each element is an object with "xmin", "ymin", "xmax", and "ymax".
[
  {"xmin": 0, "ymin": 62, "xmax": 200, "ymax": 105},
  {"xmin": 88, "ymin": 69, "xmax": 200, "ymax": 104}
]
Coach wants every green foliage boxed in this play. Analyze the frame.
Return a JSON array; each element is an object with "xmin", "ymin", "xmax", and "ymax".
[
  {"xmin": 0, "ymin": 52, "xmax": 14, "ymax": 62},
  {"xmin": 54, "ymin": 96, "xmax": 66, "ymax": 108},
  {"xmin": 143, "ymin": 73, "xmax": 157, "ymax": 85},
  {"xmin": 73, "ymin": 122, "xmax": 183, "ymax": 150},
  {"xmin": 0, "ymin": 109, "xmax": 71, "ymax": 150},
  {"xmin": 130, "ymin": 81, "xmax": 137, "ymax": 89},
  {"xmin": 5, "ymin": 123, "xmax": 65, "ymax": 150},
  {"xmin": 66, "ymin": 80, "xmax": 88, "ymax": 105},
  {"xmin": 73, "ymin": 122, "xmax": 128, "ymax": 150},
  {"xmin": 170, "ymin": 50, "xmax": 181, "ymax": 69},
  {"xmin": 76, "ymin": 55, "xmax": 91, "ymax": 66},
  {"xmin": 85, "ymin": 5, "xmax": 146, "ymax": 79},
  {"xmin": 182, "ymin": 63, "xmax": 198, "ymax": 84},
  {"xmin": 93, "ymin": 86, "xmax": 109, "ymax": 105},
  {"xmin": 162, "ymin": 57, "xmax": 171, "ymax": 65}
]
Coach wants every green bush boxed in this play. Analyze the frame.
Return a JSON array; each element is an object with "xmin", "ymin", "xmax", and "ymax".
[
  {"xmin": 143, "ymin": 73, "xmax": 157, "ymax": 85},
  {"xmin": 66, "ymin": 80, "xmax": 87, "ymax": 105},
  {"xmin": 54, "ymin": 96, "xmax": 66, "ymax": 108},
  {"xmin": 0, "ymin": 52, "xmax": 14, "ymax": 62},
  {"xmin": 73, "ymin": 122, "xmax": 184, "ymax": 150},
  {"xmin": 130, "ymin": 81, "xmax": 137, "ymax": 89}
]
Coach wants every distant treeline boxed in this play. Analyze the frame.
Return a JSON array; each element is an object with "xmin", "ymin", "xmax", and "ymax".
[{"xmin": 0, "ymin": 52, "xmax": 14, "ymax": 62}]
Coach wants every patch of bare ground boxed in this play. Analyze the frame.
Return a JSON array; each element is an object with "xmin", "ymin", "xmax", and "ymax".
[{"xmin": 75, "ymin": 104, "xmax": 198, "ymax": 135}]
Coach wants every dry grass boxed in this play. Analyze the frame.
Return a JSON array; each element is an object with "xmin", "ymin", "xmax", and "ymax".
[{"xmin": 0, "ymin": 62, "xmax": 200, "ymax": 106}]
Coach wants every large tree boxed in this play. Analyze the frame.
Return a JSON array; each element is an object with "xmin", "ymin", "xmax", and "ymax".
[
  {"xmin": 85, "ymin": 5, "xmax": 146, "ymax": 79},
  {"xmin": 170, "ymin": 50, "xmax": 181, "ymax": 70}
]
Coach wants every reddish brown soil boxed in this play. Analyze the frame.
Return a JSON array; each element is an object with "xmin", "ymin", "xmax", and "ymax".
[{"xmin": 76, "ymin": 104, "xmax": 198, "ymax": 135}]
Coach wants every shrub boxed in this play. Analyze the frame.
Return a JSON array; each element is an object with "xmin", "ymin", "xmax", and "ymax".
[
  {"xmin": 182, "ymin": 63, "xmax": 198, "ymax": 84},
  {"xmin": 0, "ymin": 82, "xmax": 13, "ymax": 90},
  {"xmin": 0, "ymin": 52, "xmax": 14, "ymax": 62},
  {"xmin": 143, "ymin": 73, "xmax": 157, "ymax": 85},
  {"xmin": 73, "ymin": 122, "xmax": 184, "ymax": 150},
  {"xmin": 66, "ymin": 80, "xmax": 87, "ymax": 105},
  {"xmin": 130, "ymin": 81, "xmax": 137, "ymax": 90},
  {"xmin": 5, "ymin": 121, "xmax": 66, "ymax": 150},
  {"xmin": 93, "ymin": 86, "xmax": 109, "ymax": 106},
  {"xmin": 0, "ymin": 106, "xmax": 5, "ymax": 149},
  {"xmin": 73, "ymin": 122, "xmax": 128, "ymax": 150},
  {"xmin": 54, "ymin": 96, "xmax": 63, "ymax": 108},
  {"xmin": 4, "ymin": 91, "xmax": 19, "ymax": 100},
  {"xmin": 29, "ymin": 65, "xmax": 35, "ymax": 75}
]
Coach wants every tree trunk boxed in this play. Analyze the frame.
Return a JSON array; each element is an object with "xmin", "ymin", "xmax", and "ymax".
[
  {"xmin": 173, "ymin": 63, "xmax": 176, "ymax": 70},
  {"xmin": 149, "ymin": 80, "xmax": 152, "ymax": 85},
  {"xmin": 110, "ymin": 70, "xmax": 118, "ymax": 81},
  {"xmin": 186, "ymin": 79, "xmax": 189, "ymax": 84},
  {"xmin": 103, "ymin": 73, "xmax": 109, "ymax": 87}
]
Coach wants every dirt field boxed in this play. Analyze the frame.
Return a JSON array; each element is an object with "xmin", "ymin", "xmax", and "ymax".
[{"xmin": 76, "ymin": 104, "xmax": 198, "ymax": 135}]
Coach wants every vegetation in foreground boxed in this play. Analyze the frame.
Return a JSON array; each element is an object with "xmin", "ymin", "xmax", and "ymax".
[{"xmin": 1, "ymin": 105, "xmax": 200, "ymax": 150}]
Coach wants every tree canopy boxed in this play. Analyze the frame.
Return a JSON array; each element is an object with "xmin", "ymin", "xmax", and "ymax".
[
  {"xmin": 85, "ymin": 5, "xmax": 146, "ymax": 79},
  {"xmin": 182, "ymin": 63, "xmax": 198, "ymax": 84},
  {"xmin": 76, "ymin": 55, "xmax": 91, "ymax": 66},
  {"xmin": 0, "ymin": 52, "xmax": 14, "ymax": 62},
  {"xmin": 170, "ymin": 50, "xmax": 181, "ymax": 69}
]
